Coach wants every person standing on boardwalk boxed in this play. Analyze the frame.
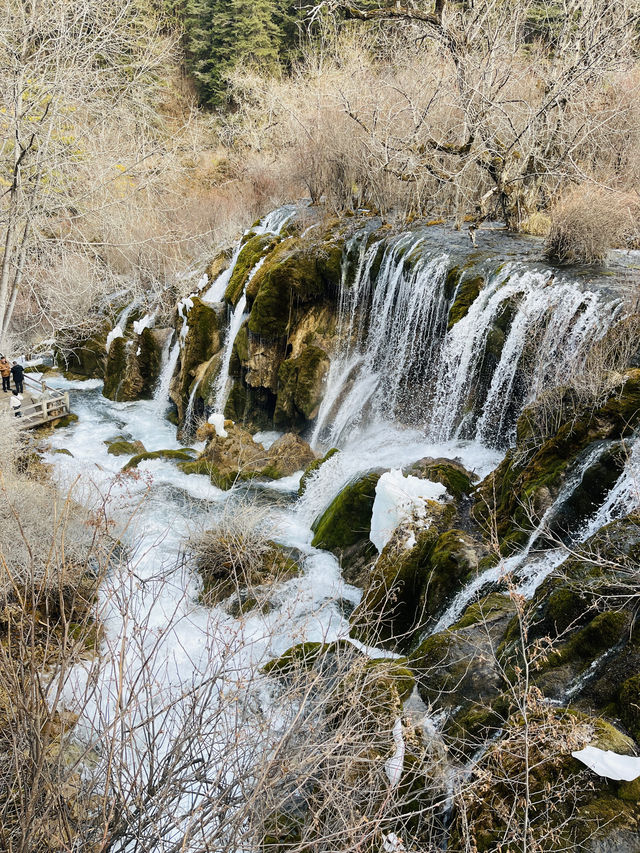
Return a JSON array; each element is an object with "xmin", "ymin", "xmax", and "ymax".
[
  {"xmin": 10, "ymin": 391, "xmax": 22, "ymax": 417},
  {"xmin": 0, "ymin": 356, "xmax": 10, "ymax": 392},
  {"xmin": 11, "ymin": 362, "xmax": 24, "ymax": 394}
]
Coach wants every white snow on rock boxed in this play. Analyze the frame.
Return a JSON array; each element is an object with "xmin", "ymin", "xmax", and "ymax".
[
  {"xmin": 370, "ymin": 469, "xmax": 447, "ymax": 553},
  {"xmin": 105, "ymin": 326, "xmax": 123, "ymax": 352},
  {"xmin": 572, "ymin": 746, "xmax": 640, "ymax": 781},
  {"xmin": 382, "ymin": 833, "xmax": 406, "ymax": 852},
  {"xmin": 384, "ymin": 718, "xmax": 405, "ymax": 788},
  {"xmin": 207, "ymin": 412, "xmax": 228, "ymax": 437},
  {"xmin": 133, "ymin": 314, "xmax": 152, "ymax": 336}
]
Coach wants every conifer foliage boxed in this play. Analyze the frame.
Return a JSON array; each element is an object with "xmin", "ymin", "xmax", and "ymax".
[{"xmin": 170, "ymin": 0, "xmax": 307, "ymax": 107}]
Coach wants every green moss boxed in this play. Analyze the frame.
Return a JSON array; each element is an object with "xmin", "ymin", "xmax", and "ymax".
[
  {"xmin": 178, "ymin": 459, "xmax": 216, "ymax": 477},
  {"xmin": 105, "ymin": 438, "xmax": 146, "ymax": 457},
  {"xmin": 452, "ymin": 592, "xmax": 515, "ymax": 630},
  {"xmin": 248, "ymin": 234, "xmax": 344, "ymax": 339},
  {"xmin": 53, "ymin": 448, "xmax": 73, "ymax": 457},
  {"xmin": 103, "ymin": 336, "xmax": 128, "ymax": 399},
  {"xmin": 123, "ymin": 448, "xmax": 197, "ymax": 470},
  {"xmin": 274, "ymin": 346, "xmax": 330, "ymax": 428},
  {"xmin": 262, "ymin": 641, "xmax": 327, "ymax": 675},
  {"xmin": 562, "ymin": 610, "xmax": 629, "ymax": 663},
  {"xmin": 311, "ymin": 471, "xmax": 382, "ymax": 552},
  {"xmin": 350, "ymin": 522, "xmax": 470, "ymax": 651},
  {"xmin": 619, "ymin": 674, "xmax": 640, "ymax": 742},
  {"xmin": 447, "ymin": 275, "xmax": 484, "ymax": 329},
  {"xmin": 298, "ymin": 448, "xmax": 339, "ymax": 496},
  {"xmin": 179, "ymin": 298, "xmax": 221, "ymax": 401},
  {"xmin": 52, "ymin": 412, "xmax": 79, "ymax": 429},
  {"xmin": 225, "ymin": 233, "xmax": 281, "ymax": 306},
  {"xmin": 408, "ymin": 459, "xmax": 474, "ymax": 500},
  {"xmin": 444, "ymin": 266, "xmax": 462, "ymax": 300}
]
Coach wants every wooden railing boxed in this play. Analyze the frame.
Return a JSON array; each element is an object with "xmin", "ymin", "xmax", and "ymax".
[{"xmin": 15, "ymin": 374, "xmax": 71, "ymax": 428}]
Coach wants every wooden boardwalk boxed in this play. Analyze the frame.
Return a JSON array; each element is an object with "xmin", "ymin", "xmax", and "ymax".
[{"xmin": 4, "ymin": 375, "xmax": 71, "ymax": 429}]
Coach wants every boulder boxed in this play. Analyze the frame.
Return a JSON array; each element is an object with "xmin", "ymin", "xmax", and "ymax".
[
  {"xmin": 103, "ymin": 327, "xmax": 165, "ymax": 402},
  {"xmin": 311, "ymin": 471, "xmax": 384, "ymax": 580},
  {"xmin": 264, "ymin": 433, "xmax": 316, "ymax": 478},
  {"xmin": 105, "ymin": 437, "xmax": 146, "ymax": 456},
  {"xmin": 349, "ymin": 523, "xmax": 481, "ymax": 652}
]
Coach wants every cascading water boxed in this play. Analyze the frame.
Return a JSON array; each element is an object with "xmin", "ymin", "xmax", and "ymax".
[
  {"xmin": 202, "ymin": 204, "xmax": 297, "ymax": 304},
  {"xmin": 212, "ymin": 256, "xmax": 267, "ymax": 414},
  {"xmin": 39, "ymin": 207, "xmax": 640, "ymax": 851},
  {"xmin": 313, "ymin": 230, "xmax": 622, "ymax": 449}
]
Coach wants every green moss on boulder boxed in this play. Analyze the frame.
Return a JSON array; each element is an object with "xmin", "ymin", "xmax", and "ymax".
[
  {"xmin": 311, "ymin": 471, "xmax": 382, "ymax": 557},
  {"xmin": 448, "ymin": 274, "xmax": 484, "ymax": 329},
  {"xmin": 105, "ymin": 437, "xmax": 146, "ymax": 456},
  {"xmin": 248, "ymin": 233, "xmax": 344, "ymax": 340},
  {"xmin": 225, "ymin": 233, "xmax": 281, "ymax": 307},
  {"xmin": 122, "ymin": 448, "xmax": 197, "ymax": 471}
]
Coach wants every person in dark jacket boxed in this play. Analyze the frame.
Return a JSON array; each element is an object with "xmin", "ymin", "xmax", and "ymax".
[
  {"xmin": 11, "ymin": 362, "xmax": 24, "ymax": 394},
  {"xmin": 0, "ymin": 355, "xmax": 10, "ymax": 392}
]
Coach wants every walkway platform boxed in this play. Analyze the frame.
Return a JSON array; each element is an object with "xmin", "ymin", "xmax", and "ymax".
[{"xmin": 3, "ymin": 375, "xmax": 71, "ymax": 428}]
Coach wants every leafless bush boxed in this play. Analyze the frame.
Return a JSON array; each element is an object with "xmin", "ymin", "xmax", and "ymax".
[{"xmin": 546, "ymin": 186, "xmax": 640, "ymax": 265}]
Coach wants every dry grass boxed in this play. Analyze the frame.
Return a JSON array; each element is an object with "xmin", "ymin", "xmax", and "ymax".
[{"xmin": 546, "ymin": 186, "xmax": 640, "ymax": 265}]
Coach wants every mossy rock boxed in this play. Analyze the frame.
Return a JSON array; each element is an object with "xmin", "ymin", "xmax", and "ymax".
[
  {"xmin": 410, "ymin": 592, "xmax": 515, "ymax": 710},
  {"xmin": 248, "ymin": 233, "xmax": 344, "ymax": 340},
  {"xmin": 178, "ymin": 298, "xmax": 222, "ymax": 402},
  {"xmin": 350, "ymin": 524, "xmax": 478, "ymax": 652},
  {"xmin": 262, "ymin": 641, "xmax": 329, "ymax": 676},
  {"xmin": 53, "ymin": 448, "xmax": 73, "ymax": 457},
  {"xmin": 620, "ymin": 674, "xmax": 640, "ymax": 742},
  {"xmin": 274, "ymin": 345, "xmax": 330, "ymax": 428},
  {"xmin": 447, "ymin": 274, "xmax": 484, "ymax": 329},
  {"xmin": 474, "ymin": 370, "xmax": 640, "ymax": 552},
  {"xmin": 311, "ymin": 470, "xmax": 382, "ymax": 563},
  {"xmin": 448, "ymin": 709, "xmax": 640, "ymax": 853},
  {"xmin": 52, "ymin": 412, "xmax": 79, "ymax": 429},
  {"xmin": 105, "ymin": 437, "xmax": 146, "ymax": 457},
  {"xmin": 225, "ymin": 233, "xmax": 281, "ymax": 306},
  {"xmin": 299, "ymin": 448, "xmax": 340, "ymax": 496},
  {"xmin": 407, "ymin": 457, "xmax": 476, "ymax": 501},
  {"xmin": 122, "ymin": 448, "xmax": 197, "ymax": 471},
  {"xmin": 103, "ymin": 336, "xmax": 128, "ymax": 399}
]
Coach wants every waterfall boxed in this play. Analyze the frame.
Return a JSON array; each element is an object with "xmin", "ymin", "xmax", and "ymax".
[
  {"xmin": 153, "ymin": 335, "xmax": 180, "ymax": 414},
  {"xmin": 202, "ymin": 204, "xmax": 297, "ymax": 304},
  {"xmin": 183, "ymin": 379, "xmax": 201, "ymax": 436},
  {"xmin": 431, "ymin": 432, "xmax": 640, "ymax": 632},
  {"xmin": 313, "ymin": 231, "xmax": 622, "ymax": 449},
  {"xmin": 212, "ymin": 256, "xmax": 267, "ymax": 415}
]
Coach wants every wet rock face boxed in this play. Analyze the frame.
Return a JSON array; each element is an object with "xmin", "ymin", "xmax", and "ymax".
[
  {"xmin": 170, "ymin": 298, "xmax": 224, "ymax": 422},
  {"xmin": 310, "ymin": 470, "xmax": 384, "ymax": 581},
  {"xmin": 474, "ymin": 369, "xmax": 640, "ymax": 553},
  {"xmin": 103, "ymin": 328, "xmax": 167, "ymax": 402},
  {"xmin": 222, "ymin": 223, "xmax": 344, "ymax": 432}
]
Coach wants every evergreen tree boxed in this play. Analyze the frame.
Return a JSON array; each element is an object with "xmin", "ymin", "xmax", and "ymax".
[{"xmin": 168, "ymin": 0, "xmax": 308, "ymax": 108}]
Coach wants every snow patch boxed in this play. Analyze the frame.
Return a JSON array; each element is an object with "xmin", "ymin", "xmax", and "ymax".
[
  {"xmin": 133, "ymin": 314, "xmax": 152, "ymax": 335},
  {"xmin": 370, "ymin": 470, "xmax": 447, "ymax": 553},
  {"xmin": 207, "ymin": 412, "xmax": 228, "ymax": 438},
  {"xmin": 572, "ymin": 746, "xmax": 640, "ymax": 781},
  {"xmin": 384, "ymin": 718, "xmax": 405, "ymax": 787},
  {"xmin": 105, "ymin": 326, "xmax": 123, "ymax": 352}
]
